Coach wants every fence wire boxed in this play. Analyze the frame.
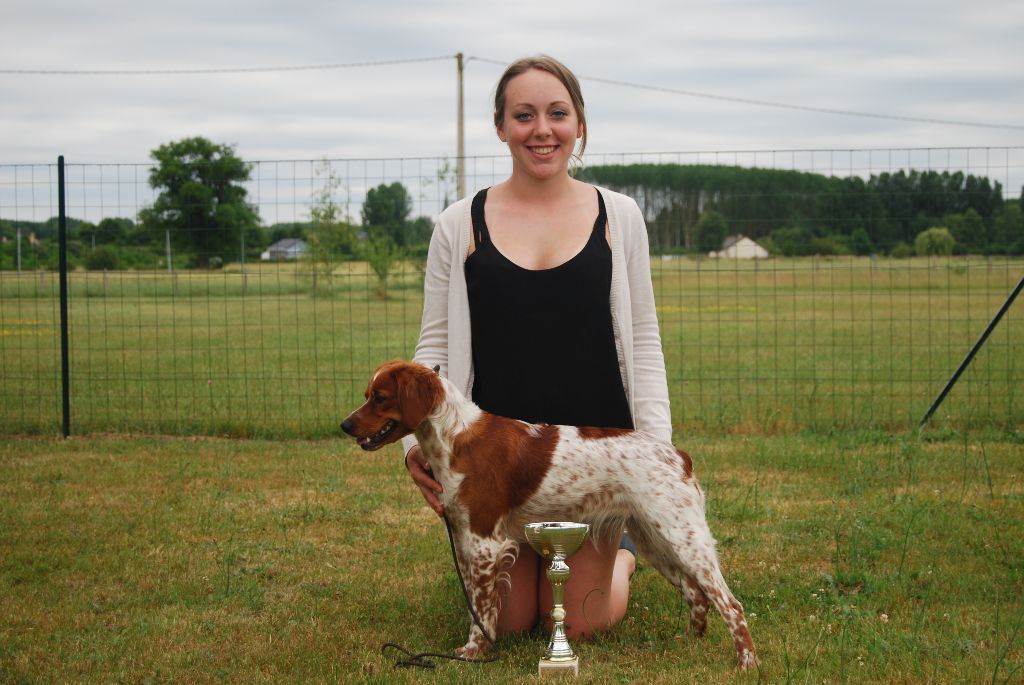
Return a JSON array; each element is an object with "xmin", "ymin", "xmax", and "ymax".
[{"xmin": 1, "ymin": 148, "xmax": 1021, "ymax": 437}]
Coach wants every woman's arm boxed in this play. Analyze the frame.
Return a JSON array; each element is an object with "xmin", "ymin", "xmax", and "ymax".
[
  {"xmin": 400, "ymin": 216, "xmax": 455, "ymax": 515},
  {"xmin": 623, "ymin": 201, "xmax": 673, "ymax": 443},
  {"xmin": 401, "ymin": 217, "xmax": 453, "ymax": 455},
  {"xmin": 412, "ymin": 222, "xmax": 454, "ymax": 370}
]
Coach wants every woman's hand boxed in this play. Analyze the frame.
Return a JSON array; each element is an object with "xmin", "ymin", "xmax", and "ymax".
[{"xmin": 405, "ymin": 445, "xmax": 444, "ymax": 516}]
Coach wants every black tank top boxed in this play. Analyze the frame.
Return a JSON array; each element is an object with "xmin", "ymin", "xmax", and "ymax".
[{"xmin": 464, "ymin": 188, "xmax": 633, "ymax": 429}]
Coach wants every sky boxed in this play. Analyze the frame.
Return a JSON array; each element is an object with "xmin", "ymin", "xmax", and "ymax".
[{"xmin": 1, "ymin": 0, "xmax": 1023, "ymax": 219}]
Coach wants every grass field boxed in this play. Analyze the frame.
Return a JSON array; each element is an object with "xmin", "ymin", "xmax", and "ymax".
[
  {"xmin": 1, "ymin": 256, "xmax": 1021, "ymax": 438},
  {"xmin": 1, "ymin": 433, "xmax": 1022, "ymax": 684}
]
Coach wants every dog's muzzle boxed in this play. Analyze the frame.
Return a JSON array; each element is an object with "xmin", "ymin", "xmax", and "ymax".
[{"xmin": 341, "ymin": 417, "xmax": 398, "ymax": 451}]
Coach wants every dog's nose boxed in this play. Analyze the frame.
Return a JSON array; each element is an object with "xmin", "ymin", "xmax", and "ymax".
[{"xmin": 340, "ymin": 417, "xmax": 355, "ymax": 436}]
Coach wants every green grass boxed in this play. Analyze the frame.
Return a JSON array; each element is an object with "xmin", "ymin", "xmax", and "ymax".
[
  {"xmin": 1, "ymin": 433, "xmax": 1022, "ymax": 683},
  {"xmin": 0, "ymin": 255, "xmax": 1021, "ymax": 437}
]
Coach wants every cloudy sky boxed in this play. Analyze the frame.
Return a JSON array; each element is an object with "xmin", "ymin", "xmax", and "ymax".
[{"xmin": 2, "ymin": 0, "xmax": 1023, "ymax": 216}]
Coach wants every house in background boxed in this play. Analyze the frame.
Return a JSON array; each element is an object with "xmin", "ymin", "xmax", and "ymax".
[
  {"xmin": 261, "ymin": 238, "xmax": 307, "ymax": 261},
  {"xmin": 709, "ymin": 235, "xmax": 769, "ymax": 259}
]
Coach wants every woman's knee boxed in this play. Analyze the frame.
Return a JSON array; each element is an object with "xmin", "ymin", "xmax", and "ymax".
[
  {"xmin": 498, "ymin": 604, "xmax": 538, "ymax": 635},
  {"xmin": 497, "ymin": 546, "xmax": 540, "ymax": 636},
  {"xmin": 547, "ymin": 537, "xmax": 624, "ymax": 638}
]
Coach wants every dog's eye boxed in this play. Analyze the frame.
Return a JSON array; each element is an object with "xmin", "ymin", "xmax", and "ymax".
[{"xmin": 372, "ymin": 392, "xmax": 386, "ymax": 404}]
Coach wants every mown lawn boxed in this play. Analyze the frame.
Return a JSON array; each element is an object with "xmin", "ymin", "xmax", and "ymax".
[{"xmin": 2, "ymin": 432, "xmax": 1022, "ymax": 684}]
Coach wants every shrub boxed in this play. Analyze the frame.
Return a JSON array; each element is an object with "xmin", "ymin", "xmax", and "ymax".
[
  {"xmin": 915, "ymin": 227, "xmax": 956, "ymax": 256},
  {"xmin": 808, "ymin": 236, "xmax": 837, "ymax": 256},
  {"xmin": 770, "ymin": 227, "xmax": 813, "ymax": 256},
  {"xmin": 757, "ymin": 236, "xmax": 777, "ymax": 256},
  {"xmin": 808, "ymin": 235, "xmax": 852, "ymax": 256},
  {"xmin": 890, "ymin": 242, "xmax": 914, "ymax": 258},
  {"xmin": 850, "ymin": 227, "xmax": 875, "ymax": 255},
  {"xmin": 84, "ymin": 246, "xmax": 120, "ymax": 271}
]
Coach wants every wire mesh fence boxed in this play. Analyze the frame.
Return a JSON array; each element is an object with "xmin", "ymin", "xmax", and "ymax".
[{"xmin": 1, "ymin": 148, "xmax": 1021, "ymax": 437}]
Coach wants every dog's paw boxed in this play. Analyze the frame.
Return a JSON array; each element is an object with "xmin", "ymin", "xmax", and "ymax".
[
  {"xmin": 737, "ymin": 649, "xmax": 759, "ymax": 670},
  {"xmin": 456, "ymin": 642, "xmax": 487, "ymax": 660}
]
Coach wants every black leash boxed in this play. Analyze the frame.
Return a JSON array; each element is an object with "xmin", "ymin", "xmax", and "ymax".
[
  {"xmin": 381, "ymin": 642, "xmax": 495, "ymax": 669},
  {"xmin": 380, "ymin": 514, "xmax": 498, "ymax": 669}
]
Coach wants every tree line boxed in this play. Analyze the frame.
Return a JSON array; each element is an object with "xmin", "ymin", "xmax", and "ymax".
[
  {"xmin": 4, "ymin": 139, "xmax": 1024, "ymax": 272},
  {"xmin": 0, "ymin": 137, "xmax": 434, "ymax": 275},
  {"xmin": 579, "ymin": 163, "xmax": 1024, "ymax": 256}
]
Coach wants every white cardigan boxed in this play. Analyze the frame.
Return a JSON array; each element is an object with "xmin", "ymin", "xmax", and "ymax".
[{"xmin": 402, "ymin": 185, "xmax": 672, "ymax": 455}]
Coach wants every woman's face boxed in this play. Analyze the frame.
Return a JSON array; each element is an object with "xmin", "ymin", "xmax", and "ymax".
[{"xmin": 496, "ymin": 68, "xmax": 583, "ymax": 181}]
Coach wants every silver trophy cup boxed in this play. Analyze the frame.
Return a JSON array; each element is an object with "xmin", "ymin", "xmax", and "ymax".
[{"xmin": 524, "ymin": 521, "xmax": 591, "ymax": 678}]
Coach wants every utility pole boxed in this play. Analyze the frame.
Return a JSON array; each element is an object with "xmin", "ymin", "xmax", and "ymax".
[{"xmin": 456, "ymin": 52, "xmax": 466, "ymax": 200}]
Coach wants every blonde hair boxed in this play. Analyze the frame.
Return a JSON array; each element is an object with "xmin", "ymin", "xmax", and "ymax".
[{"xmin": 493, "ymin": 55, "xmax": 587, "ymax": 165}]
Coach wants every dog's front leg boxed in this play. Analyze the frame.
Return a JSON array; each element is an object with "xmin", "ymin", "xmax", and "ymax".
[{"xmin": 451, "ymin": 529, "xmax": 510, "ymax": 659}]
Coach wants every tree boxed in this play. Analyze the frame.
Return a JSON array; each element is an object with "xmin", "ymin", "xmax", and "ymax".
[
  {"xmin": 993, "ymin": 204, "xmax": 1024, "ymax": 255},
  {"xmin": 915, "ymin": 227, "xmax": 955, "ymax": 256},
  {"xmin": 362, "ymin": 182, "xmax": 412, "ymax": 246},
  {"xmin": 363, "ymin": 230, "xmax": 403, "ymax": 299},
  {"xmin": 404, "ymin": 216, "xmax": 434, "ymax": 252},
  {"xmin": 694, "ymin": 210, "xmax": 729, "ymax": 253},
  {"xmin": 267, "ymin": 223, "xmax": 309, "ymax": 245},
  {"xmin": 75, "ymin": 221, "xmax": 98, "ymax": 247},
  {"xmin": 97, "ymin": 218, "xmax": 133, "ymax": 244},
  {"xmin": 579, "ymin": 163, "xmax": 1012, "ymax": 254},
  {"xmin": 78, "ymin": 217, "xmax": 134, "ymax": 248},
  {"xmin": 944, "ymin": 208, "xmax": 988, "ymax": 253},
  {"xmin": 306, "ymin": 160, "xmax": 358, "ymax": 294},
  {"xmin": 421, "ymin": 157, "xmax": 458, "ymax": 211},
  {"xmin": 138, "ymin": 137, "xmax": 259, "ymax": 267},
  {"xmin": 850, "ymin": 227, "xmax": 875, "ymax": 256},
  {"xmin": 770, "ymin": 226, "xmax": 813, "ymax": 257}
]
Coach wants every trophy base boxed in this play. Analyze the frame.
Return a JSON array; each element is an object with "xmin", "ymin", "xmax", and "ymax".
[{"xmin": 538, "ymin": 656, "xmax": 579, "ymax": 678}]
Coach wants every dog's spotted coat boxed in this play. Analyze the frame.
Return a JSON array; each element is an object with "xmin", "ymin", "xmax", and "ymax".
[{"xmin": 341, "ymin": 360, "xmax": 757, "ymax": 669}]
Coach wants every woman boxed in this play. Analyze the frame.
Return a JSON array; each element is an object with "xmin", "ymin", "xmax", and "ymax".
[{"xmin": 401, "ymin": 55, "xmax": 671, "ymax": 639}]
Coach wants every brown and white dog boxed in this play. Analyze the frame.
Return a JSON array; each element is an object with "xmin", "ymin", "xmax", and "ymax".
[{"xmin": 341, "ymin": 360, "xmax": 757, "ymax": 669}]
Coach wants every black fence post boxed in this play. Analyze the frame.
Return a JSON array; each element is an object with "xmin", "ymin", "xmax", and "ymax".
[
  {"xmin": 919, "ymin": 273, "xmax": 1024, "ymax": 428},
  {"xmin": 58, "ymin": 156, "xmax": 71, "ymax": 437}
]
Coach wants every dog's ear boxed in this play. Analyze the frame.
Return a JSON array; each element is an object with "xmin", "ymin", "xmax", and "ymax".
[
  {"xmin": 396, "ymin": 366, "xmax": 442, "ymax": 431},
  {"xmin": 432, "ymin": 364, "xmax": 440, "ymax": 374}
]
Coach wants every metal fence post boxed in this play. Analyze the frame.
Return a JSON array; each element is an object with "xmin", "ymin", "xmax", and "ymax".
[
  {"xmin": 919, "ymin": 273, "xmax": 1024, "ymax": 428},
  {"xmin": 58, "ymin": 156, "xmax": 71, "ymax": 437}
]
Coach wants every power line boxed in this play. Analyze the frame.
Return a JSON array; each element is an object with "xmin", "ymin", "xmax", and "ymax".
[
  {"xmin": 0, "ymin": 55, "xmax": 455, "ymax": 76},
  {"xmin": 4, "ymin": 52, "xmax": 1021, "ymax": 132},
  {"xmin": 468, "ymin": 55, "xmax": 1024, "ymax": 132}
]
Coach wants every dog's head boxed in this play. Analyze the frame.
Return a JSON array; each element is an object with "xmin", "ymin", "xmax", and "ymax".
[{"xmin": 340, "ymin": 361, "xmax": 443, "ymax": 451}]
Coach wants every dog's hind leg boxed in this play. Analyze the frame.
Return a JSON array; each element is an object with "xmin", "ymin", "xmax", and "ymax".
[
  {"xmin": 628, "ymin": 517, "xmax": 756, "ymax": 669},
  {"xmin": 681, "ymin": 572, "xmax": 710, "ymax": 636},
  {"xmin": 690, "ymin": 558, "xmax": 757, "ymax": 669},
  {"xmin": 628, "ymin": 521, "xmax": 708, "ymax": 637}
]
